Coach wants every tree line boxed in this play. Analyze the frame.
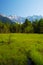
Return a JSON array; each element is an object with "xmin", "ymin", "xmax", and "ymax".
[{"xmin": 0, "ymin": 18, "xmax": 43, "ymax": 33}]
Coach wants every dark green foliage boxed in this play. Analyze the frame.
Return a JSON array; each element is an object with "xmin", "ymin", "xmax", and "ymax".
[
  {"xmin": 38, "ymin": 19, "xmax": 43, "ymax": 33},
  {"xmin": 0, "ymin": 21, "xmax": 10, "ymax": 33},
  {"xmin": 21, "ymin": 19, "xmax": 33, "ymax": 33},
  {"xmin": 32, "ymin": 20, "xmax": 39, "ymax": 33},
  {"xmin": 0, "ymin": 18, "xmax": 43, "ymax": 33}
]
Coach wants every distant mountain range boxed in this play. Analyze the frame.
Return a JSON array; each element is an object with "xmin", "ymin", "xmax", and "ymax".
[
  {"xmin": 0, "ymin": 14, "xmax": 12, "ymax": 23},
  {"xmin": 7, "ymin": 15, "xmax": 25, "ymax": 23},
  {"xmin": 0, "ymin": 14, "xmax": 43, "ymax": 23},
  {"xmin": 27, "ymin": 15, "xmax": 43, "ymax": 21}
]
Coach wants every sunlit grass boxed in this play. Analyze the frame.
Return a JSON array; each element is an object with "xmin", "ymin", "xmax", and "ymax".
[{"xmin": 0, "ymin": 33, "xmax": 43, "ymax": 65}]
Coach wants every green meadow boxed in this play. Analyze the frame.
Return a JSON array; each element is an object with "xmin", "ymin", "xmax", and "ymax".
[{"xmin": 0, "ymin": 34, "xmax": 43, "ymax": 65}]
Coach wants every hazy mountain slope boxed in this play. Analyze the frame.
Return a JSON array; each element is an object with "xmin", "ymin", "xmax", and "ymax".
[
  {"xmin": 0, "ymin": 15, "xmax": 12, "ymax": 23},
  {"xmin": 0, "ymin": 14, "xmax": 43, "ymax": 23}
]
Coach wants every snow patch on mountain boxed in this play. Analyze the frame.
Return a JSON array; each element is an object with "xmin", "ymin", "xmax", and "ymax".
[{"xmin": 0, "ymin": 14, "xmax": 43, "ymax": 23}]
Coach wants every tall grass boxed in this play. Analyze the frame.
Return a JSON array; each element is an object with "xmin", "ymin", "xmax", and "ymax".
[{"xmin": 0, "ymin": 34, "xmax": 43, "ymax": 65}]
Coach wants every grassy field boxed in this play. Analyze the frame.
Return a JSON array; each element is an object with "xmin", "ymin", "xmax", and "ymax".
[{"xmin": 0, "ymin": 33, "xmax": 43, "ymax": 65}]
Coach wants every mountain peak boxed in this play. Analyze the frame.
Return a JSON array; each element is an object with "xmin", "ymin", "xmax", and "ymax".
[{"xmin": 0, "ymin": 14, "xmax": 43, "ymax": 23}]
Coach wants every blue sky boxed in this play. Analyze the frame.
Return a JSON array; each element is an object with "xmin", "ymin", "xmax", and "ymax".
[{"xmin": 0, "ymin": 0, "xmax": 43, "ymax": 17}]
